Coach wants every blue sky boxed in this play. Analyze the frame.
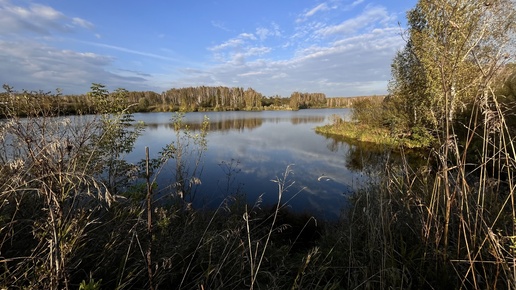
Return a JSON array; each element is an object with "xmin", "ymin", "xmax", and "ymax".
[{"xmin": 0, "ymin": 0, "xmax": 417, "ymax": 97}]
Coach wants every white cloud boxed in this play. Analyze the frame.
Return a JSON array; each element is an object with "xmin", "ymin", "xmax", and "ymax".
[
  {"xmin": 0, "ymin": 39, "xmax": 157, "ymax": 94},
  {"xmin": 170, "ymin": 21, "xmax": 403, "ymax": 97},
  {"xmin": 210, "ymin": 38, "xmax": 245, "ymax": 51},
  {"xmin": 208, "ymin": 31, "xmax": 273, "ymax": 65},
  {"xmin": 0, "ymin": 1, "xmax": 77, "ymax": 35},
  {"xmin": 210, "ymin": 33, "xmax": 258, "ymax": 51},
  {"xmin": 79, "ymin": 41, "xmax": 179, "ymax": 62},
  {"xmin": 306, "ymin": 3, "xmax": 330, "ymax": 17},
  {"xmin": 256, "ymin": 27, "xmax": 270, "ymax": 41},
  {"xmin": 297, "ymin": 2, "xmax": 337, "ymax": 23},
  {"xmin": 0, "ymin": 0, "xmax": 407, "ymax": 97},
  {"xmin": 256, "ymin": 22, "xmax": 281, "ymax": 41},
  {"xmin": 31, "ymin": 4, "xmax": 62, "ymax": 20},
  {"xmin": 316, "ymin": 5, "xmax": 394, "ymax": 37},
  {"xmin": 247, "ymin": 46, "xmax": 272, "ymax": 56},
  {"xmin": 351, "ymin": 0, "xmax": 365, "ymax": 7},
  {"xmin": 225, "ymin": 47, "xmax": 271, "ymax": 65},
  {"xmin": 72, "ymin": 17, "xmax": 94, "ymax": 29},
  {"xmin": 0, "ymin": 0, "xmax": 97, "ymax": 41},
  {"xmin": 238, "ymin": 71, "xmax": 266, "ymax": 77}
]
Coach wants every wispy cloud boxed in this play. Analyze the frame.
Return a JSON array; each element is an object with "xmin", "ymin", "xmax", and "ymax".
[
  {"xmin": 0, "ymin": 39, "xmax": 125, "ymax": 92},
  {"xmin": 208, "ymin": 30, "xmax": 275, "ymax": 66},
  {"xmin": 351, "ymin": 0, "xmax": 365, "ymax": 7},
  {"xmin": 118, "ymin": 69, "xmax": 152, "ymax": 77},
  {"xmin": 173, "ymin": 3, "xmax": 403, "ymax": 97},
  {"xmin": 72, "ymin": 17, "xmax": 94, "ymax": 29},
  {"xmin": 210, "ymin": 33, "xmax": 258, "ymax": 51},
  {"xmin": 296, "ymin": 2, "xmax": 336, "ymax": 23},
  {"xmin": 255, "ymin": 22, "xmax": 281, "ymax": 41},
  {"xmin": 0, "ymin": 0, "xmax": 92, "ymax": 35},
  {"xmin": 0, "ymin": 0, "xmax": 408, "ymax": 97},
  {"xmin": 31, "ymin": 4, "xmax": 62, "ymax": 19},
  {"xmin": 306, "ymin": 3, "xmax": 330, "ymax": 17},
  {"xmin": 238, "ymin": 71, "xmax": 266, "ymax": 77},
  {"xmin": 211, "ymin": 20, "xmax": 230, "ymax": 31},
  {"xmin": 78, "ymin": 41, "xmax": 179, "ymax": 62},
  {"xmin": 316, "ymin": 5, "xmax": 394, "ymax": 37}
]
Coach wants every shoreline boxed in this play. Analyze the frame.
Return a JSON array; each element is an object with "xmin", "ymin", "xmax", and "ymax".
[{"xmin": 315, "ymin": 121, "xmax": 432, "ymax": 149}]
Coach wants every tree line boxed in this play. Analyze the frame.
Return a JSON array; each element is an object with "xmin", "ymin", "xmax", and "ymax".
[{"xmin": 0, "ymin": 83, "xmax": 382, "ymax": 118}]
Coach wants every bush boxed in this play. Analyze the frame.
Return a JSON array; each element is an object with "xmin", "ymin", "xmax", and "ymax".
[{"xmin": 351, "ymin": 97, "xmax": 384, "ymax": 127}]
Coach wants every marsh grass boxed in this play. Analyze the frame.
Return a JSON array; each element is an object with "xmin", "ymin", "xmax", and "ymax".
[
  {"xmin": 0, "ymin": 91, "xmax": 116, "ymax": 289},
  {"xmin": 315, "ymin": 117, "xmax": 434, "ymax": 149},
  {"xmin": 313, "ymin": 87, "xmax": 516, "ymax": 289}
]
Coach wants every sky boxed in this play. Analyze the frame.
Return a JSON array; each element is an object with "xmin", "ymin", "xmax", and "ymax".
[{"xmin": 0, "ymin": 0, "xmax": 417, "ymax": 97}]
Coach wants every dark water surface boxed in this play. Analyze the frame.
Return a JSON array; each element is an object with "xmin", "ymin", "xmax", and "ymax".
[{"xmin": 128, "ymin": 109, "xmax": 379, "ymax": 220}]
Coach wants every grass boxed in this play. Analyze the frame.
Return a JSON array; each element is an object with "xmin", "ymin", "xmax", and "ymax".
[{"xmin": 315, "ymin": 120, "xmax": 433, "ymax": 149}]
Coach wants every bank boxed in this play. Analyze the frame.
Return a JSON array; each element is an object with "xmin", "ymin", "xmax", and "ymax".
[{"xmin": 315, "ymin": 120, "xmax": 433, "ymax": 149}]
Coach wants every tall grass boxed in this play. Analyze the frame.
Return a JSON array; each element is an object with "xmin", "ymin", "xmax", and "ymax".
[
  {"xmin": 432, "ymin": 91, "xmax": 516, "ymax": 289},
  {"xmin": 344, "ymin": 93, "xmax": 516, "ymax": 288},
  {"xmin": 313, "ymin": 82, "xmax": 516, "ymax": 289},
  {"xmin": 0, "ymin": 90, "xmax": 116, "ymax": 289}
]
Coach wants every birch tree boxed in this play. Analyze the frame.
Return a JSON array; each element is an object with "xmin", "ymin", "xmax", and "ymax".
[
  {"xmin": 388, "ymin": 1, "xmax": 516, "ymax": 286},
  {"xmin": 388, "ymin": 0, "xmax": 516, "ymax": 136}
]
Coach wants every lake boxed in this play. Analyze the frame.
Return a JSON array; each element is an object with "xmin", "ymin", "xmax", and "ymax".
[{"xmin": 127, "ymin": 109, "xmax": 379, "ymax": 220}]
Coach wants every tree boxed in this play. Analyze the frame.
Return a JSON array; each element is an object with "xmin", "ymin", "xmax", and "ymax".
[
  {"xmin": 388, "ymin": 0, "xmax": 516, "ymax": 136},
  {"xmin": 351, "ymin": 97, "xmax": 384, "ymax": 127},
  {"xmin": 290, "ymin": 92, "xmax": 300, "ymax": 110},
  {"xmin": 387, "ymin": 40, "xmax": 432, "ymax": 133},
  {"xmin": 387, "ymin": 1, "xmax": 516, "ymax": 282},
  {"xmin": 88, "ymin": 83, "xmax": 144, "ymax": 194}
]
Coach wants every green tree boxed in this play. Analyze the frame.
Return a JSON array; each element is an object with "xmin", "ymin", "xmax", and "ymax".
[
  {"xmin": 138, "ymin": 96, "xmax": 151, "ymax": 111},
  {"xmin": 387, "ymin": 1, "xmax": 516, "ymax": 283},
  {"xmin": 387, "ymin": 40, "xmax": 432, "ymax": 133},
  {"xmin": 388, "ymin": 0, "xmax": 516, "ymax": 137},
  {"xmin": 88, "ymin": 83, "xmax": 144, "ymax": 194},
  {"xmin": 351, "ymin": 97, "xmax": 384, "ymax": 127}
]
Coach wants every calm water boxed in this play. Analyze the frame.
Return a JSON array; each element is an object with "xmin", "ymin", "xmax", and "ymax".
[{"xmin": 127, "ymin": 109, "xmax": 378, "ymax": 220}]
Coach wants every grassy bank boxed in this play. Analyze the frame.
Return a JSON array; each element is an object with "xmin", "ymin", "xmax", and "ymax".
[{"xmin": 315, "ymin": 119, "xmax": 433, "ymax": 149}]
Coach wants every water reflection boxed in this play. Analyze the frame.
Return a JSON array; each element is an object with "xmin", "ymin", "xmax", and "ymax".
[
  {"xmin": 144, "ymin": 118, "xmax": 263, "ymax": 132},
  {"xmin": 129, "ymin": 109, "xmax": 397, "ymax": 221},
  {"xmin": 322, "ymin": 136, "xmax": 394, "ymax": 174},
  {"xmin": 319, "ymin": 132, "xmax": 430, "ymax": 186},
  {"xmin": 135, "ymin": 112, "xmax": 326, "ymax": 132}
]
